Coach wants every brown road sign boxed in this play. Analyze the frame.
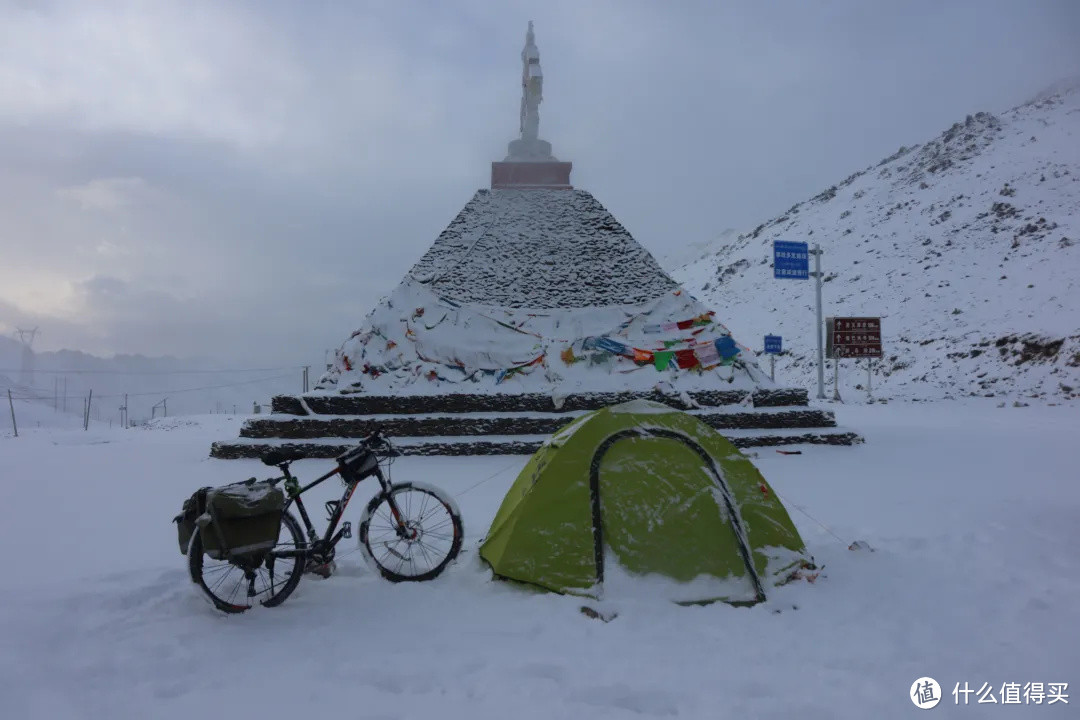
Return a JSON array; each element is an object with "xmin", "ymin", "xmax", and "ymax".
[{"xmin": 826, "ymin": 317, "xmax": 882, "ymax": 358}]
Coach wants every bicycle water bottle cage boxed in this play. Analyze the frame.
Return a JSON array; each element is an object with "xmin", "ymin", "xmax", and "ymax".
[{"xmin": 325, "ymin": 500, "xmax": 340, "ymax": 520}]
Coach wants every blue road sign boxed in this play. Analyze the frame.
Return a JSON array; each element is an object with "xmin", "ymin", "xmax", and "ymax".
[
  {"xmin": 764, "ymin": 335, "xmax": 782, "ymax": 354},
  {"xmin": 773, "ymin": 241, "xmax": 809, "ymax": 279}
]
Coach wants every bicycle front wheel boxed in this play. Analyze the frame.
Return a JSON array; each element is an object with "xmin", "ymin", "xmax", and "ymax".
[
  {"xmin": 188, "ymin": 511, "xmax": 307, "ymax": 613},
  {"xmin": 359, "ymin": 482, "xmax": 463, "ymax": 582}
]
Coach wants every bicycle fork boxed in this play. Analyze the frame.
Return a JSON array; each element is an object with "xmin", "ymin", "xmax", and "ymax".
[{"xmin": 374, "ymin": 472, "xmax": 417, "ymax": 540}]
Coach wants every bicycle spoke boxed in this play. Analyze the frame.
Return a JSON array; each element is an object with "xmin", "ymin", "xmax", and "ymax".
[
  {"xmin": 361, "ymin": 487, "xmax": 460, "ymax": 581},
  {"xmin": 256, "ymin": 567, "xmax": 284, "ymax": 598},
  {"xmin": 423, "ymin": 520, "xmax": 454, "ymax": 535},
  {"xmin": 200, "ymin": 563, "xmax": 237, "ymax": 577},
  {"xmin": 414, "ymin": 536, "xmax": 435, "ymax": 571},
  {"xmin": 418, "ymin": 535, "xmax": 449, "ymax": 557},
  {"xmin": 378, "ymin": 537, "xmax": 409, "ymax": 569},
  {"xmin": 225, "ymin": 575, "xmax": 246, "ymax": 606},
  {"xmin": 208, "ymin": 565, "xmax": 239, "ymax": 595},
  {"xmin": 416, "ymin": 492, "xmax": 432, "ymax": 524}
]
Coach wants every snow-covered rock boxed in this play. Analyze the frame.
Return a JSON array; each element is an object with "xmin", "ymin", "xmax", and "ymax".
[
  {"xmin": 674, "ymin": 81, "xmax": 1080, "ymax": 402},
  {"xmin": 410, "ymin": 189, "xmax": 679, "ymax": 308}
]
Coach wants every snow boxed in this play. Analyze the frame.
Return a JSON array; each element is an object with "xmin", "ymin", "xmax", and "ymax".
[
  {"xmin": 605, "ymin": 399, "xmax": 677, "ymax": 414},
  {"xmin": 2, "ymin": 400, "xmax": 1077, "ymax": 718},
  {"xmin": 599, "ymin": 547, "xmax": 758, "ymax": 605},
  {"xmin": 313, "ymin": 183, "xmax": 781, "ymax": 399},
  {"xmin": 316, "ymin": 275, "xmax": 764, "ymax": 397},
  {"xmin": 0, "ymin": 393, "xmax": 89, "ymax": 433},
  {"xmin": 408, "ymin": 189, "xmax": 679, "ymax": 309},
  {"xmin": 673, "ymin": 83, "xmax": 1080, "ymax": 403},
  {"xmin": 0, "ymin": 335, "xmax": 298, "ymax": 422}
]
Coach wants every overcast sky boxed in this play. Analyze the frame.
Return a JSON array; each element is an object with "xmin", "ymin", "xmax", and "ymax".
[{"xmin": 1, "ymin": 0, "xmax": 1077, "ymax": 365}]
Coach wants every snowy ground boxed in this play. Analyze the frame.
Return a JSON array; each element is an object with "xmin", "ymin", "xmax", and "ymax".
[{"xmin": 1, "ymin": 401, "xmax": 1077, "ymax": 718}]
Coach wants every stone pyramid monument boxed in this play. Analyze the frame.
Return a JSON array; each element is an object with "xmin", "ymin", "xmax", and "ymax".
[
  {"xmin": 211, "ymin": 23, "xmax": 859, "ymax": 459},
  {"xmin": 313, "ymin": 22, "xmax": 761, "ymax": 400}
]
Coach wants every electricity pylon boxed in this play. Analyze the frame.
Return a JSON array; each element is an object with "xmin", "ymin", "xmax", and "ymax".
[{"xmin": 14, "ymin": 327, "xmax": 39, "ymax": 386}]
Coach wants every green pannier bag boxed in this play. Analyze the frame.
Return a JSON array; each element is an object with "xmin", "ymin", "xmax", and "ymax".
[
  {"xmin": 174, "ymin": 486, "xmax": 211, "ymax": 555},
  {"xmin": 195, "ymin": 479, "xmax": 286, "ymax": 561}
]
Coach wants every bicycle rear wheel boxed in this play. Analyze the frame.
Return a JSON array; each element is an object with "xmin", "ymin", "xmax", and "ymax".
[
  {"xmin": 359, "ymin": 482, "xmax": 463, "ymax": 582},
  {"xmin": 188, "ymin": 511, "xmax": 307, "ymax": 613}
]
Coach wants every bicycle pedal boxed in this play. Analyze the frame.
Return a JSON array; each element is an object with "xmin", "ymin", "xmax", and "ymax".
[
  {"xmin": 306, "ymin": 561, "xmax": 335, "ymax": 579},
  {"xmin": 341, "ymin": 521, "xmax": 352, "ymax": 539}
]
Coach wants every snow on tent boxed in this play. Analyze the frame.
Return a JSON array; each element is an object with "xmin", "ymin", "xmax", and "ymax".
[{"xmin": 478, "ymin": 401, "xmax": 814, "ymax": 605}]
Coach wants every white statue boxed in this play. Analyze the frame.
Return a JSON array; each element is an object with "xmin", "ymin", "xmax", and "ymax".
[
  {"xmin": 520, "ymin": 21, "xmax": 542, "ymax": 143},
  {"xmin": 508, "ymin": 21, "xmax": 554, "ymax": 160}
]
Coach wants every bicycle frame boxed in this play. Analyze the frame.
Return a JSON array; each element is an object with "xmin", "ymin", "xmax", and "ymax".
[
  {"xmin": 282, "ymin": 461, "xmax": 384, "ymax": 552},
  {"xmin": 270, "ymin": 447, "xmax": 419, "ymax": 563}
]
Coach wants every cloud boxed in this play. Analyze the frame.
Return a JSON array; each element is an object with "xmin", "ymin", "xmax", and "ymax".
[
  {"xmin": 0, "ymin": 0, "xmax": 1077, "ymax": 368},
  {"xmin": 0, "ymin": 1, "xmax": 304, "ymax": 150},
  {"xmin": 56, "ymin": 177, "xmax": 148, "ymax": 212}
]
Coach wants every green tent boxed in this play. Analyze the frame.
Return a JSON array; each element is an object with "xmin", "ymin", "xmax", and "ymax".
[{"xmin": 479, "ymin": 400, "xmax": 813, "ymax": 605}]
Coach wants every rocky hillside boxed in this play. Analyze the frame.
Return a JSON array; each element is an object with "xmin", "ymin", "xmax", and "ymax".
[{"xmin": 674, "ymin": 81, "xmax": 1080, "ymax": 402}]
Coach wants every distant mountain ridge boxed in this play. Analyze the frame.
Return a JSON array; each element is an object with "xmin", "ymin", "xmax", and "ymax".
[
  {"xmin": 673, "ymin": 80, "xmax": 1080, "ymax": 402},
  {"xmin": 0, "ymin": 335, "xmax": 303, "ymax": 422}
]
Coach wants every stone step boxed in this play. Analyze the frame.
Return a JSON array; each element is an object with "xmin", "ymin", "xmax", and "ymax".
[
  {"xmin": 210, "ymin": 427, "xmax": 863, "ymax": 460},
  {"xmin": 271, "ymin": 387, "xmax": 809, "ymax": 416},
  {"xmin": 241, "ymin": 407, "xmax": 835, "ymax": 439}
]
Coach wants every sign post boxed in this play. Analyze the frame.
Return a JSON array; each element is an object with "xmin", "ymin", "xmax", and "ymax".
[
  {"xmin": 834, "ymin": 355, "xmax": 842, "ymax": 402},
  {"xmin": 773, "ymin": 241, "xmax": 825, "ymax": 399},
  {"xmin": 866, "ymin": 359, "xmax": 873, "ymax": 401},
  {"xmin": 763, "ymin": 335, "xmax": 782, "ymax": 381},
  {"xmin": 812, "ymin": 245, "xmax": 824, "ymax": 400},
  {"xmin": 826, "ymin": 317, "xmax": 883, "ymax": 403}
]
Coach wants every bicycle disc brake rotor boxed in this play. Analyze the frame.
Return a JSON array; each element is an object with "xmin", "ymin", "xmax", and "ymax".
[{"xmin": 380, "ymin": 522, "xmax": 423, "ymax": 562}]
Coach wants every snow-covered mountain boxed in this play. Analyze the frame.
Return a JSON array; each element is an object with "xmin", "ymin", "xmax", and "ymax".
[
  {"xmin": 657, "ymin": 228, "xmax": 740, "ymax": 272},
  {"xmin": 0, "ymin": 335, "xmax": 305, "ymax": 425},
  {"xmin": 673, "ymin": 80, "xmax": 1080, "ymax": 402}
]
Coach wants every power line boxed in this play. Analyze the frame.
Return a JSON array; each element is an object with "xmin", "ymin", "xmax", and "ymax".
[
  {"xmin": 0, "ymin": 366, "xmax": 305, "ymax": 376},
  {"xmin": 5, "ymin": 373, "xmax": 295, "ymax": 401}
]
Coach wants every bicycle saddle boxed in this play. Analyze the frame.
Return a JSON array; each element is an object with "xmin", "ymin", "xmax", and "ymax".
[{"xmin": 260, "ymin": 449, "xmax": 306, "ymax": 466}]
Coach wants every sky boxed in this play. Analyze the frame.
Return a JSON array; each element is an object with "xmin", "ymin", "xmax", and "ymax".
[{"xmin": 0, "ymin": 0, "xmax": 1077, "ymax": 366}]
